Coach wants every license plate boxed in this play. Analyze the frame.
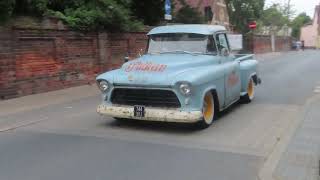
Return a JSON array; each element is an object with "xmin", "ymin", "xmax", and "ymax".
[{"xmin": 134, "ymin": 105, "xmax": 145, "ymax": 117}]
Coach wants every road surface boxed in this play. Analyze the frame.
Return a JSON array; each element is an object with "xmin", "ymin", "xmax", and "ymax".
[{"xmin": 0, "ymin": 50, "xmax": 319, "ymax": 180}]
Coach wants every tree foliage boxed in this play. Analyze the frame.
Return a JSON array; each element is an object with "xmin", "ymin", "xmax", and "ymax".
[
  {"xmin": 130, "ymin": 0, "xmax": 164, "ymax": 26},
  {"xmin": 173, "ymin": 0, "xmax": 205, "ymax": 24},
  {"xmin": 0, "ymin": 0, "xmax": 144, "ymax": 31},
  {"xmin": 225, "ymin": 0, "xmax": 264, "ymax": 33},
  {"xmin": 0, "ymin": 0, "xmax": 15, "ymax": 23},
  {"xmin": 51, "ymin": 0, "xmax": 143, "ymax": 31},
  {"xmin": 291, "ymin": 13, "xmax": 312, "ymax": 38},
  {"xmin": 261, "ymin": 4, "xmax": 289, "ymax": 29}
]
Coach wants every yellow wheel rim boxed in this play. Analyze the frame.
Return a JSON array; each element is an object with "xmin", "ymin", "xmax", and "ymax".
[
  {"xmin": 247, "ymin": 79, "xmax": 254, "ymax": 99},
  {"xmin": 203, "ymin": 92, "xmax": 214, "ymax": 124}
]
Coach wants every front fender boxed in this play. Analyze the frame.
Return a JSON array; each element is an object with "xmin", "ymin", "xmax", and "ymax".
[
  {"xmin": 173, "ymin": 65, "xmax": 226, "ymax": 111},
  {"xmin": 96, "ymin": 69, "xmax": 122, "ymax": 83},
  {"xmin": 172, "ymin": 65, "xmax": 225, "ymax": 86}
]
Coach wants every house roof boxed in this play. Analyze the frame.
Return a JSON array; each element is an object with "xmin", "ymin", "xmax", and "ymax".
[{"xmin": 147, "ymin": 24, "xmax": 226, "ymax": 35}]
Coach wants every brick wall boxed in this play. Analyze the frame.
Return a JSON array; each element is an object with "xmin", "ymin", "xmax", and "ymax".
[
  {"xmin": 243, "ymin": 34, "xmax": 291, "ymax": 54},
  {"xmin": 0, "ymin": 19, "xmax": 292, "ymax": 100},
  {"xmin": 0, "ymin": 27, "xmax": 147, "ymax": 100},
  {"xmin": 275, "ymin": 36, "xmax": 291, "ymax": 52},
  {"xmin": 253, "ymin": 35, "xmax": 273, "ymax": 53}
]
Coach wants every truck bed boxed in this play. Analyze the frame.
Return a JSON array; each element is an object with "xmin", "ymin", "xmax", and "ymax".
[{"xmin": 234, "ymin": 54, "xmax": 254, "ymax": 61}]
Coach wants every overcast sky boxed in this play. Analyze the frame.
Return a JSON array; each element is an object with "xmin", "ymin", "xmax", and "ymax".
[{"xmin": 265, "ymin": 0, "xmax": 319, "ymax": 18}]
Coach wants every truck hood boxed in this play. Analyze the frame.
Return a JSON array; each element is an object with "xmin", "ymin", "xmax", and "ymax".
[{"xmin": 99, "ymin": 53, "xmax": 219, "ymax": 86}]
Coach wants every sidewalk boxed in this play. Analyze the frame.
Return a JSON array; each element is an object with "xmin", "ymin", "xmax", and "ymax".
[
  {"xmin": 273, "ymin": 94, "xmax": 320, "ymax": 180},
  {"xmin": 0, "ymin": 85, "xmax": 99, "ymax": 117}
]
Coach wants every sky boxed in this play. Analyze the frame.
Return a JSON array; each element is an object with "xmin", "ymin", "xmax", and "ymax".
[{"xmin": 265, "ymin": 0, "xmax": 319, "ymax": 18}]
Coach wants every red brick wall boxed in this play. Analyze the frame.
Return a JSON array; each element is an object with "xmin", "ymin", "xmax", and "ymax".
[
  {"xmin": 0, "ymin": 22, "xmax": 291, "ymax": 100},
  {"xmin": 275, "ymin": 36, "xmax": 291, "ymax": 52},
  {"xmin": 243, "ymin": 35, "xmax": 291, "ymax": 54},
  {"xmin": 253, "ymin": 35, "xmax": 272, "ymax": 54},
  {"xmin": 0, "ymin": 28, "xmax": 148, "ymax": 100}
]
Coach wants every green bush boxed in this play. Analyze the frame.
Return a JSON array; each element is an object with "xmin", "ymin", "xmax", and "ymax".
[
  {"xmin": 0, "ymin": 0, "xmax": 15, "ymax": 23},
  {"xmin": 55, "ymin": 0, "xmax": 143, "ymax": 31},
  {"xmin": 0, "ymin": 0, "xmax": 144, "ymax": 32}
]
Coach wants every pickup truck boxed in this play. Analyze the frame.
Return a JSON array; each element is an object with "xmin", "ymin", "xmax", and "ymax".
[{"xmin": 96, "ymin": 24, "xmax": 261, "ymax": 128}]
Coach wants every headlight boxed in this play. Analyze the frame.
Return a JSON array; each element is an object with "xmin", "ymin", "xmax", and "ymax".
[
  {"xmin": 179, "ymin": 83, "xmax": 192, "ymax": 96},
  {"xmin": 98, "ymin": 80, "xmax": 110, "ymax": 92}
]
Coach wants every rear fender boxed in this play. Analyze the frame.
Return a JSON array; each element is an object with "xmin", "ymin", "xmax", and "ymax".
[{"xmin": 240, "ymin": 59, "xmax": 258, "ymax": 92}]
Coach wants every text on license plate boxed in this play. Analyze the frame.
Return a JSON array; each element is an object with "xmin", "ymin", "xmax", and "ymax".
[{"xmin": 134, "ymin": 105, "xmax": 145, "ymax": 117}]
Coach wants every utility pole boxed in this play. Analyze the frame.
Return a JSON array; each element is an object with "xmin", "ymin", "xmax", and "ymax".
[
  {"xmin": 286, "ymin": 0, "xmax": 292, "ymax": 37},
  {"xmin": 286, "ymin": 0, "xmax": 292, "ymax": 19}
]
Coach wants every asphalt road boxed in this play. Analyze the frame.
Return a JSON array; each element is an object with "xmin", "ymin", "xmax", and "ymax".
[{"xmin": 1, "ymin": 50, "xmax": 320, "ymax": 180}]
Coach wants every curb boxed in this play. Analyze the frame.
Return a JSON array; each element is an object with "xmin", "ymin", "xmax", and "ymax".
[
  {"xmin": 0, "ymin": 85, "xmax": 99, "ymax": 117},
  {"xmin": 273, "ymin": 95, "xmax": 320, "ymax": 180}
]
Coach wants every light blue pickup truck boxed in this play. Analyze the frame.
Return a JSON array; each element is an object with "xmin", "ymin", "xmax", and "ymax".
[{"xmin": 96, "ymin": 25, "xmax": 261, "ymax": 128}]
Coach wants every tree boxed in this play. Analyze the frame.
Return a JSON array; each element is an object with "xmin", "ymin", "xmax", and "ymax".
[
  {"xmin": 225, "ymin": 0, "xmax": 264, "ymax": 34},
  {"xmin": 173, "ymin": 2, "xmax": 205, "ymax": 24},
  {"xmin": 57, "ymin": 0, "xmax": 144, "ymax": 31},
  {"xmin": 291, "ymin": 13, "xmax": 311, "ymax": 38},
  {"xmin": 130, "ymin": 0, "xmax": 164, "ymax": 26},
  {"xmin": 261, "ymin": 4, "xmax": 289, "ymax": 31},
  {"xmin": 0, "ymin": 0, "xmax": 143, "ymax": 32},
  {"xmin": 0, "ymin": 0, "xmax": 15, "ymax": 23},
  {"xmin": 280, "ymin": 0, "xmax": 296, "ymax": 20}
]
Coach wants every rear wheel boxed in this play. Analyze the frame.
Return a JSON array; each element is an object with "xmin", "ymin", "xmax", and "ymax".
[
  {"xmin": 197, "ymin": 92, "xmax": 216, "ymax": 129},
  {"xmin": 242, "ymin": 78, "xmax": 255, "ymax": 103}
]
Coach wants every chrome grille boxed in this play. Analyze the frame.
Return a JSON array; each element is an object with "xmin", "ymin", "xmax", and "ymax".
[{"xmin": 111, "ymin": 88, "xmax": 181, "ymax": 108}]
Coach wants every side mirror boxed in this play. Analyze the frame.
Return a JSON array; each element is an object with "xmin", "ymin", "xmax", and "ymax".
[
  {"xmin": 124, "ymin": 56, "xmax": 129, "ymax": 63},
  {"xmin": 138, "ymin": 49, "xmax": 144, "ymax": 57},
  {"xmin": 221, "ymin": 48, "xmax": 229, "ymax": 57}
]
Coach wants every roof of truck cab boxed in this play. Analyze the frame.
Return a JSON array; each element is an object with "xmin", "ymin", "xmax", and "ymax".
[{"xmin": 147, "ymin": 24, "xmax": 226, "ymax": 35}]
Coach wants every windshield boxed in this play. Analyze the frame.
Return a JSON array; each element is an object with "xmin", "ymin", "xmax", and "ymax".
[{"xmin": 147, "ymin": 33, "xmax": 217, "ymax": 55}]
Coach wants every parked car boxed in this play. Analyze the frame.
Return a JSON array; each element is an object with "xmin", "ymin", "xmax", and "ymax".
[
  {"xmin": 292, "ymin": 41, "xmax": 302, "ymax": 50},
  {"xmin": 96, "ymin": 25, "xmax": 261, "ymax": 128}
]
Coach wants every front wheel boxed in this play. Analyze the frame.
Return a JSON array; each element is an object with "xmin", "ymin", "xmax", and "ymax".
[
  {"xmin": 113, "ymin": 117, "xmax": 128, "ymax": 122},
  {"xmin": 197, "ymin": 92, "xmax": 216, "ymax": 129}
]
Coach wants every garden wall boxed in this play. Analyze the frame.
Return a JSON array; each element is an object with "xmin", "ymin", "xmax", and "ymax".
[
  {"xmin": 0, "ymin": 18, "xmax": 292, "ymax": 100},
  {"xmin": 0, "ymin": 25, "xmax": 147, "ymax": 100},
  {"xmin": 243, "ymin": 34, "xmax": 291, "ymax": 54}
]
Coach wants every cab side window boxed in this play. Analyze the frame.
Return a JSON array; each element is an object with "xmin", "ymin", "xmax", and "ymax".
[
  {"xmin": 207, "ymin": 35, "xmax": 217, "ymax": 54},
  {"xmin": 216, "ymin": 33, "xmax": 229, "ymax": 51}
]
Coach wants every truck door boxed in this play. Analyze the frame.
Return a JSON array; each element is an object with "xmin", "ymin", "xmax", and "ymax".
[{"xmin": 216, "ymin": 33, "xmax": 241, "ymax": 106}]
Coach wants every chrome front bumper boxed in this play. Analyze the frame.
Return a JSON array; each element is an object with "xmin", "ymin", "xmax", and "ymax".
[{"xmin": 97, "ymin": 104, "xmax": 203, "ymax": 123}]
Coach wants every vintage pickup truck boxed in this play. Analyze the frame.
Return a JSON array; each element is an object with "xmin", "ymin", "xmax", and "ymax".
[{"xmin": 96, "ymin": 24, "xmax": 261, "ymax": 128}]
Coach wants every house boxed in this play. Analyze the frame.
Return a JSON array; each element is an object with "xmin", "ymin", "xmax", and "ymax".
[
  {"xmin": 300, "ymin": 4, "xmax": 320, "ymax": 48},
  {"xmin": 173, "ymin": 0, "xmax": 230, "ymax": 29}
]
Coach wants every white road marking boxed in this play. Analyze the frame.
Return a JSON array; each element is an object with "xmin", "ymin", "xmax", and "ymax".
[
  {"xmin": 314, "ymin": 89, "xmax": 320, "ymax": 93},
  {"xmin": 0, "ymin": 117, "xmax": 49, "ymax": 132},
  {"xmin": 314, "ymin": 86, "xmax": 320, "ymax": 93}
]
